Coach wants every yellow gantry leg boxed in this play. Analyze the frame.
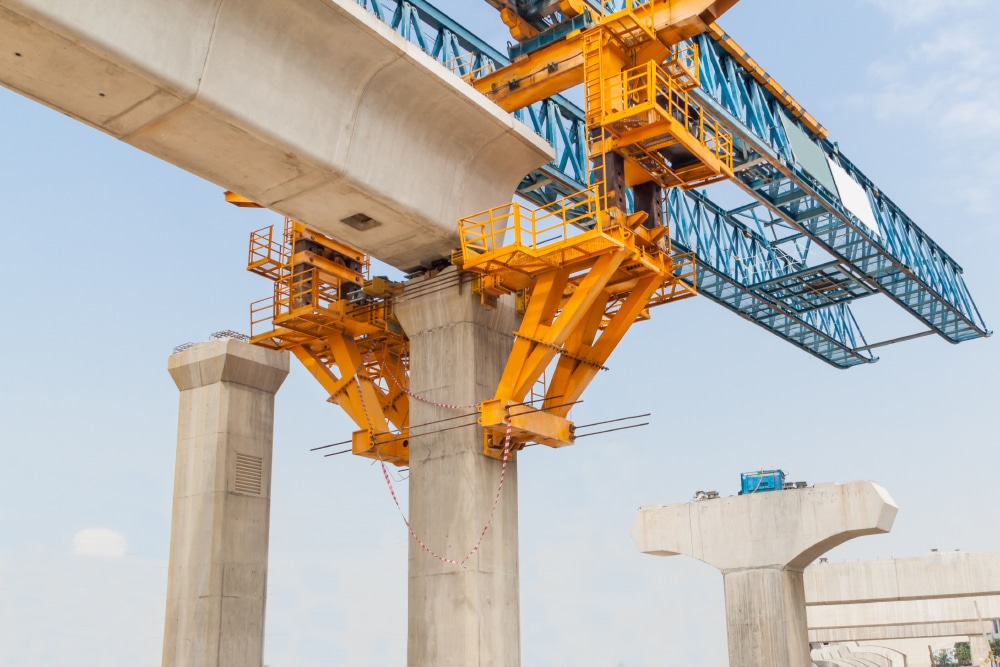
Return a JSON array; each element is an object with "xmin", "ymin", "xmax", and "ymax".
[
  {"xmin": 291, "ymin": 338, "xmax": 410, "ymax": 467},
  {"xmin": 495, "ymin": 251, "xmax": 628, "ymax": 405},
  {"xmin": 459, "ymin": 195, "xmax": 695, "ymax": 458},
  {"xmin": 546, "ymin": 273, "xmax": 662, "ymax": 417}
]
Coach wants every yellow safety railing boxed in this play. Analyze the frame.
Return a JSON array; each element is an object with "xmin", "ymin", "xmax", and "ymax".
[
  {"xmin": 652, "ymin": 62, "xmax": 733, "ymax": 167},
  {"xmin": 602, "ymin": 59, "xmax": 733, "ymax": 171},
  {"xmin": 663, "ymin": 41, "xmax": 699, "ymax": 91},
  {"xmin": 247, "ymin": 225, "xmax": 286, "ymax": 279},
  {"xmin": 459, "ymin": 184, "xmax": 605, "ymax": 260},
  {"xmin": 250, "ymin": 295, "xmax": 277, "ymax": 340}
]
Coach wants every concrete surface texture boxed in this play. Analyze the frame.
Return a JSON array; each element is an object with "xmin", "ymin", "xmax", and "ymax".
[
  {"xmin": 811, "ymin": 641, "xmax": 905, "ymax": 667},
  {"xmin": 0, "ymin": 0, "xmax": 553, "ymax": 271},
  {"xmin": 632, "ymin": 481, "xmax": 898, "ymax": 667},
  {"xmin": 394, "ymin": 267, "xmax": 521, "ymax": 667},
  {"xmin": 163, "ymin": 339, "xmax": 289, "ymax": 667},
  {"xmin": 805, "ymin": 550, "xmax": 1000, "ymax": 666}
]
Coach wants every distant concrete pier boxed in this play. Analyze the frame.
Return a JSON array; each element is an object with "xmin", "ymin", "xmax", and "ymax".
[
  {"xmin": 632, "ymin": 481, "xmax": 898, "ymax": 667},
  {"xmin": 163, "ymin": 339, "xmax": 288, "ymax": 667}
]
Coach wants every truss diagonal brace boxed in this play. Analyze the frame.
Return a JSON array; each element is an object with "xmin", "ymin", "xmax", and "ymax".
[{"xmin": 495, "ymin": 250, "xmax": 628, "ymax": 404}]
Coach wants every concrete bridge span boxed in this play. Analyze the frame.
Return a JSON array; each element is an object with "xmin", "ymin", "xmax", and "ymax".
[
  {"xmin": 805, "ymin": 551, "xmax": 1000, "ymax": 667},
  {"xmin": 0, "ymin": 0, "xmax": 552, "ymax": 270}
]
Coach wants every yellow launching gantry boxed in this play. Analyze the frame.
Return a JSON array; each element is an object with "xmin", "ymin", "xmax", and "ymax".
[
  {"xmin": 232, "ymin": 1, "xmax": 745, "ymax": 466},
  {"xmin": 241, "ymin": 213, "xmax": 412, "ymax": 466},
  {"xmin": 456, "ymin": 182, "xmax": 698, "ymax": 458},
  {"xmin": 455, "ymin": 0, "xmax": 741, "ymax": 458}
]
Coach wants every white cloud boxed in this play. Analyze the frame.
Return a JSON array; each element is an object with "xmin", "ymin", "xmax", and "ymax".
[
  {"xmin": 73, "ymin": 528, "xmax": 127, "ymax": 558},
  {"xmin": 858, "ymin": 17, "xmax": 1000, "ymax": 216}
]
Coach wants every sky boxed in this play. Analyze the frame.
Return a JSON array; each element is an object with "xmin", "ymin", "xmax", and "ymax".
[{"xmin": 0, "ymin": 0, "xmax": 998, "ymax": 665}]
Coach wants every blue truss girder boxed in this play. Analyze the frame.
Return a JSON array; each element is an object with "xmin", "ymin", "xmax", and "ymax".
[
  {"xmin": 668, "ymin": 189, "xmax": 875, "ymax": 368},
  {"xmin": 694, "ymin": 33, "xmax": 990, "ymax": 344},
  {"xmin": 353, "ymin": 0, "xmax": 877, "ymax": 366}
]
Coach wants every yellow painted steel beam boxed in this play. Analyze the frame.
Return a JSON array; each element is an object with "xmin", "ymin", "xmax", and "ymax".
[
  {"xmin": 547, "ymin": 273, "xmax": 663, "ymax": 417},
  {"xmin": 472, "ymin": 0, "xmax": 741, "ymax": 112},
  {"xmin": 224, "ymin": 190, "xmax": 263, "ymax": 208},
  {"xmin": 473, "ymin": 40, "xmax": 585, "ymax": 113},
  {"xmin": 497, "ymin": 250, "xmax": 628, "ymax": 403},
  {"xmin": 480, "ymin": 400, "xmax": 575, "ymax": 455},
  {"xmin": 292, "ymin": 345, "xmax": 368, "ymax": 427}
]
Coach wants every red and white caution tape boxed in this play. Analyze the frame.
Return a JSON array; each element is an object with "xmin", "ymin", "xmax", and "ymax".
[
  {"xmin": 353, "ymin": 362, "xmax": 513, "ymax": 568},
  {"xmin": 381, "ymin": 351, "xmax": 480, "ymax": 411},
  {"xmin": 379, "ymin": 418, "xmax": 513, "ymax": 567}
]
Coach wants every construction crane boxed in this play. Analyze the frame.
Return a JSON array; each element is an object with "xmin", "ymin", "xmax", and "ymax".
[{"xmin": 238, "ymin": 0, "xmax": 990, "ymax": 466}]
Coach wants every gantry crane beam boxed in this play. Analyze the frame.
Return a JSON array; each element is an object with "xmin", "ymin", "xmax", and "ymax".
[
  {"xmin": 352, "ymin": 0, "xmax": 989, "ymax": 365},
  {"xmin": 692, "ymin": 30, "xmax": 990, "ymax": 342},
  {"xmin": 668, "ymin": 189, "xmax": 875, "ymax": 367},
  {"xmin": 228, "ymin": 0, "xmax": 987, "ymax": 469}
]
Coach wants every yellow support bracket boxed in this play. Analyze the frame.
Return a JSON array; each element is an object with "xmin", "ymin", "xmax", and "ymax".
[
  {"xmin": 243, "ymin": 216, "xmax": 412, "ymax": 466},
  {"xmin": 480, "ymin": 399, "xmax": 575, "ymax": 459},
  {"xmin": 457, "ymin": 184, "xmax": 696, "ymax": 459}
]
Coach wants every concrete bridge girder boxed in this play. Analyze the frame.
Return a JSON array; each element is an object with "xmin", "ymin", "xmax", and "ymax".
[
  {"xmin": 805, "ymin": 551, "xmax": 1000, "ymax": 666},
  {"xmin": 0, "ymin": 0, "xmax": 553, "ymax": 271}
]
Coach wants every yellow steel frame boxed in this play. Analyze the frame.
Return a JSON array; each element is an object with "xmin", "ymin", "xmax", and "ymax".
[
  {"xmin": 247, "ymin": 219, "xmax": 412, "ymax": 466},
  {"xmin": 458, "ymin": 187, "xmax": 696, "ymax": 458},
  {"xmin": 472, "ymin": 0, "xmax": 739, "ymax": 112},
  {"xmin": 583, "ymin": 21, "xmax": 733, "ymax": 190},
  {"xmin": 454, "ymin": 0, "xmax": 745, "ymax": 459}
]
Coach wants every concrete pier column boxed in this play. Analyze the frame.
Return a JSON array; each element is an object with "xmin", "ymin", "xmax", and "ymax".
[
  {"xmin": 394, "ymin": 267, "xmax": 521, "ymax": 667},
  {"xmin": 632, "ymin": 481, "xmax": 898, "ymax": 667},
  {"xmin": 970, "ymin": 634, "xmax": 991, "ymax": 666},
  {"xmin": 163, "ymin": 339, "xmax": 289, "ymax": 667}
]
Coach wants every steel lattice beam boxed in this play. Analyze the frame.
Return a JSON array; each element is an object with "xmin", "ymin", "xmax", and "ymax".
[{"xmin": 694, "ymin": 32, "xmax": 990, "ymax": 344}]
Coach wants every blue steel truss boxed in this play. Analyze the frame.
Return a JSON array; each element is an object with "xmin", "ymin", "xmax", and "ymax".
[
  {"xmin": 668, "ymin": 189, "xmax": 874, "ymax": 368},
  {"xmin": 353, "ymin": 0, "xmax": 989, "ymax": 367},
  {"xmin": 694, "ymin": 32, "xmax": 990, "ymax": 344}
]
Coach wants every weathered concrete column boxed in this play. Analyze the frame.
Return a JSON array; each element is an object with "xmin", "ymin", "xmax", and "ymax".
[
  {"xmin": 163, "ymin": 339, "xmax": 289, "ymax": 667},
  {"xmin": 970, "ymin": 634, "xmax": 991, "ymax": 666},
  {"xmin": 394, "ymin": 267, "xmax": 521, "ymax": 667},
  {"xmin": 632, "ymin": 481, "xmax": 898, "ymax": 667}
]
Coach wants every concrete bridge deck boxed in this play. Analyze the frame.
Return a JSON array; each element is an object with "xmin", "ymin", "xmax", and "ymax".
[{"xmin": 0, "ymin": 0, "xmax": 552, "ymax": 270}]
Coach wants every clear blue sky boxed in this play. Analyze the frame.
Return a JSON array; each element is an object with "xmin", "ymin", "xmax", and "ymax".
[{"xmin": 0, "ymin": 0, "xmax": 997, "ymax": 665}]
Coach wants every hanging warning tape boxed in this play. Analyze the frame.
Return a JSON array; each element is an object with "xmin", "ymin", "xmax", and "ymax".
[
  {"xmin": 353, "ymin": 346, "xmax": 513, "ymax": 567},
  {"xmin": 381, "ymin": 349, "xmax": 480, "ymax": 411}
]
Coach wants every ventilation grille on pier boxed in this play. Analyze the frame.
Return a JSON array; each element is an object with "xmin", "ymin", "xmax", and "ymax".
[{"xmin": 234, "ymin": 453, "xmax": 263, "ymax": 495}]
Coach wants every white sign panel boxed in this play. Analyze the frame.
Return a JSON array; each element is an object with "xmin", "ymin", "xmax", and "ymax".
[{"xmin": 827, "ymin": 158, "xmax": 881, "ymax": 237}]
